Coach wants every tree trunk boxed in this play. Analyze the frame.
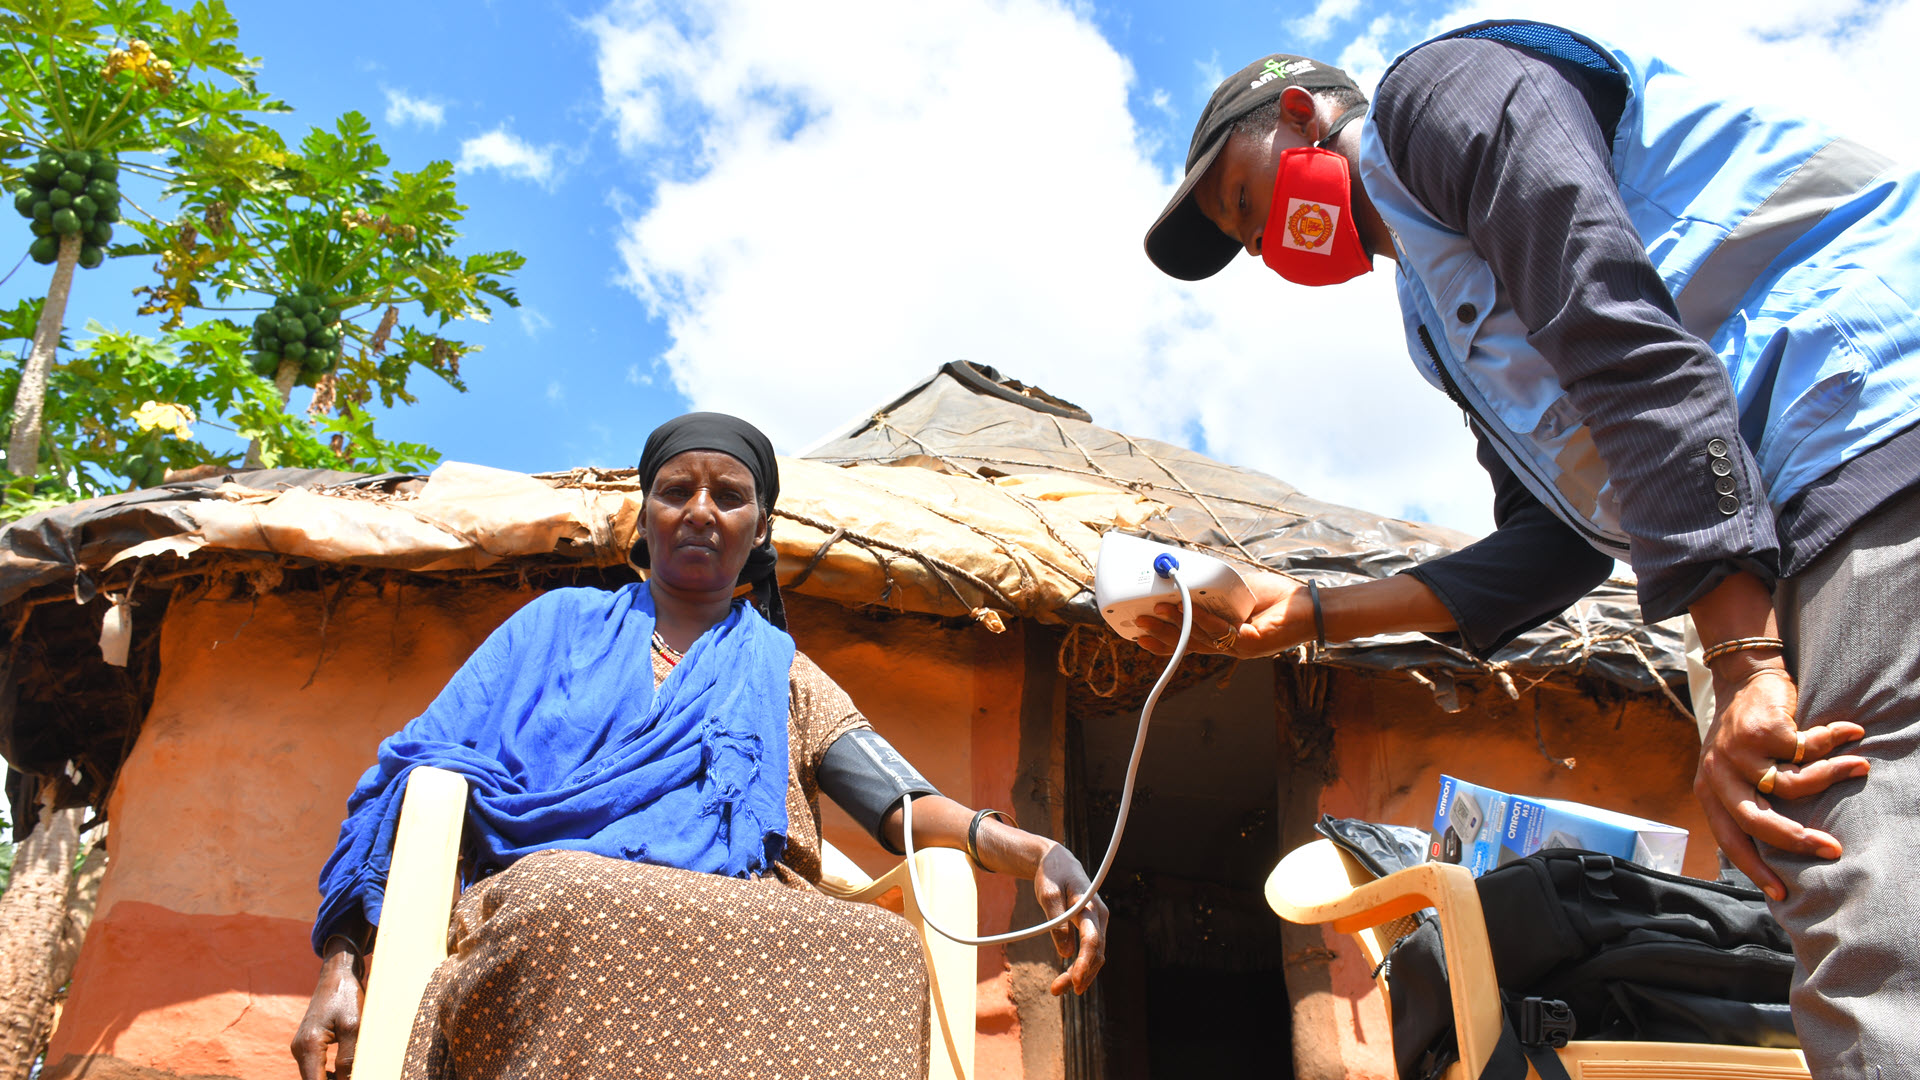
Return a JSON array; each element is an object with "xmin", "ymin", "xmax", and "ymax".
[
  {"xmin": 7, "ymin": 234, "xmax": 83, "ymax": 480},
  {"xmin": 242, "ymin": 357, "xmax": 303, "ymax": 468},
  {"xmin": 0, "ymin": 789, "xmax": 83, "ymax": 1080},
  {"xmin": 51, "ymin": 837, "xmax": 106, "ymax": 991},
  {"xmin": 28, "ymin": 836, "xmax": 108, "ymax": 1069}
]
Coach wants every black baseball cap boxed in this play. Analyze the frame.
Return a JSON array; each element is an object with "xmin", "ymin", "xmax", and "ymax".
[{"xmin": 1144, "ymin": 54, "xmax": 1361, "ymax": 281}]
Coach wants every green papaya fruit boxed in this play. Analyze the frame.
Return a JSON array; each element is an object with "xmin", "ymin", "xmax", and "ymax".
[
  {"xmin": 278, "ymin": 319, "xmax": 304, "ymax": 343},
  {"xmin": 98, "ymin": 200, "xmax": 119, "ymax": 223},
  {"xmin": 89, "ymin": 158, "xmax": 117, "ymax": 182},
  {"xmin": 72, "ymin": 195, "xmax": 96, "ymax": 218},
  {"xmin": 29, "ymin": 236, "xmax": 58, "ymax": 264},
  {"xmin": 301, "ymin": 350, "xmax": 328, "ymax": 374},
  {"xmin": 13, "ymin": 189, "xmax": 36, "ymax": 216},
  {"xmin": 300, "ymin": 312, "xmax": 320, "ymax": 334},
  {"xmin": 283, "ymin": 340, "xmax": 307, "ymax": 360},
  {"xmin": 47, "ymin": 188, "xmax": 71, "ymax": 209},
  {"xmin": 31, "ymin": 200, "xmax": 50, "ymax": 223},
  {"xmin": 30, "ymin": 219, "xmax": 51, "ymax": 238},
  {"xmin": 50, "ymin": 208, "xmax": 79, "ymax": 235},
  {"xmin": 84, "ymin": 179, "xmax": 115, "ymax": 204},
  {"xmin": 56, "ymin": 170, "xmax": 85, "ymax": 193},
  {"xmin": 86, "ymin": 221, "xmax": 111, "ymax": 245},
  {"xmin": 77, "ymin": 244, "xmax": 103, "ymax": 269},
  {"xmin": 63, "ymin": 150, "xmax": 91, "ymax": 174}
]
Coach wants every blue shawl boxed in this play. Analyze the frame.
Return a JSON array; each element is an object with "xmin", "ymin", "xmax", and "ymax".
[{"xmin": 311, "ymin": 582, "xmax": 794, "ymax": 953}]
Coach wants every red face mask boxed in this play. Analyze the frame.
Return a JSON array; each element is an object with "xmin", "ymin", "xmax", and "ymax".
[{"xmin": 1260, "ymin": 131, "xmax": 1372, "ymax": 287}]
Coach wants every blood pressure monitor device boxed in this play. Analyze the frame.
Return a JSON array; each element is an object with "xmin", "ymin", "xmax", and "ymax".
[
  {"xmin": 904, "ymin": 530, "xmax": 1257, "ymax": 948},
  {"xmin": 1449, "ymin": 789, "xmax": 1486, "ymax": 842},
  {"xmin": 1093, "ymin": 531, "xmax": 1255, "ymax": 641}
]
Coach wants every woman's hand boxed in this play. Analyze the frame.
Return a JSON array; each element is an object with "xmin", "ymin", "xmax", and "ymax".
[
  {"xmin": 1695, "ymin": 660, "xmax": 1867, "ymax": 900},
  {"xmin": 881, "ymin": 796, "xmax": 1110, "ymax": 994},
  {"xmin": 291, "ymin": 949, "xmax": 363, "ymax": 1080},
  {"xmin": 1031, "ymin": 841, "xmax": 1108, "ymax": 996},
  {"xmin": 1132, "ymin": 570, "xmax": 1307, "ymax": 659}
]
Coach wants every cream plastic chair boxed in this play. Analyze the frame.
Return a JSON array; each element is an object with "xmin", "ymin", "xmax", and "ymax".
[
  {"xmin": 353, "ymin": 766, "xmax": 977, "ymax": 1080},
  {"xmin": 1264, "ymin": 839, "xmax": 1810, "ymax": 1080}
]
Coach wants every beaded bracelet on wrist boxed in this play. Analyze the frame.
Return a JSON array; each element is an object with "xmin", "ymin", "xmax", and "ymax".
[{"xmin": 1701, "ymin": 636, "xmax": 1786, "ymax": 667}]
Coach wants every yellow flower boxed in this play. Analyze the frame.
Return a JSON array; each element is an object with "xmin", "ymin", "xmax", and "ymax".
[{"xmin": 131, "ymin": 400, "xmax": 195, "ymax": 439}]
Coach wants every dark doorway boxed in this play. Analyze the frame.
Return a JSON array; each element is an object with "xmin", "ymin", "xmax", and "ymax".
[{"xmin": 1066, "ymin": 658, "xmax": 1292, "ymax": 1080}]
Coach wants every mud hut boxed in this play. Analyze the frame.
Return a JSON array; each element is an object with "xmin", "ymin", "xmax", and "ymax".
[{"xmin": 0, "ymin": 362, "xmax": 1703, "ymax": 1080}]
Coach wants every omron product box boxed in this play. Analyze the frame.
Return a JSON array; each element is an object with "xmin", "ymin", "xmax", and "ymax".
[{"xmin": 1429, "ymin": 774, "xmax": 1688, "ymax": 876}]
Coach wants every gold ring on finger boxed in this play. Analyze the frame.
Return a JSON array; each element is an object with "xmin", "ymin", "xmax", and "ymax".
[
  {"xmin": 1793, "ymin": 731, "xmax": 1807, "ymax": 766},
  {"xmin": 1757, "ymin": 764, "xmax": 1779, "ymax": 795}
]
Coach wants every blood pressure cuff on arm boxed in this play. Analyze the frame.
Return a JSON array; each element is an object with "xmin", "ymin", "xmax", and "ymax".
[{"xmin": 817, "ymin": 728, "xmax": 943, "ymax": 855}]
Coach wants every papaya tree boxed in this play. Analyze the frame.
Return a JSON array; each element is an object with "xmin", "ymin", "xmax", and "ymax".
[
  {"xmin": 138, "ymin": 109, "xmax": 522, "ymax": 468},
  {"xmin": 0, "ymin": 0, "xmax": 278, "ymax": 487}
]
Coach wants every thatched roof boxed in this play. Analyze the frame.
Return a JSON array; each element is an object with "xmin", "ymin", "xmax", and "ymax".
[{"xmin": 0, "ymin": 362, "xmax": 1688, "ymax": 811}]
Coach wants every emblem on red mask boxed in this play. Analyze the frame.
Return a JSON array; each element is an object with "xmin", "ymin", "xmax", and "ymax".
[
  {"xmin": 1285, "ymin": 200, "xmax": 1336, "ymax": 251},
  {"xmin": 1261, "ymin": 141, "xmax": 1372, "ymax": 287}
]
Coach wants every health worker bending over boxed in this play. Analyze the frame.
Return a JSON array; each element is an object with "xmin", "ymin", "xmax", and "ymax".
[
  {"xmin": 292, "ymin": 412, "xmax": 1107, "ymax": 1080},
  {"xmin": 1138, "ymin": 20, "xmax": 1919, "ymax": 1075}
]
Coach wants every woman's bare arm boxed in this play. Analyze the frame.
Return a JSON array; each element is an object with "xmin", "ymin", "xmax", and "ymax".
[{"xmin": 879, "ymin": 795, "xmax": 1107, "ymax": 995}]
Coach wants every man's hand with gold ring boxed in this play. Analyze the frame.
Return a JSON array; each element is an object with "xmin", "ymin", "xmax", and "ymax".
[{"xmin": 1695, "ymin": 661, "xmax": 1869, "ymax": 901}]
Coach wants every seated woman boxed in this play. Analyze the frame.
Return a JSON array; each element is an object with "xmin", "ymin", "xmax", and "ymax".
[{"xmin": 292, "ymin": 412, "xmax": 1107, "ymax": 1080}]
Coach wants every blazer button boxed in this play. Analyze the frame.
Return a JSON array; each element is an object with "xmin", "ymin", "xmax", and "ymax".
[
  {"xmin": 1707, "ymin": 438, "xmax": 1729, "ymax": 458},
  {"xmin": 1718, "ymin": 495, "xmax": 1740, "ymax": 515},
  {"xmin": 1711, "ymin": 458, "xmax": 1734, "ymax": 477},
  {"xmin": 1715, "ymin": 476, "xmax": 1736, "ymax": 495},
  {"xmin": 1456, "ymin": 303, "xmax": 1478, "ymax": 323}
]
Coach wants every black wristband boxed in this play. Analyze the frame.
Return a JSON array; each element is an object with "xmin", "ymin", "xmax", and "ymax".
[
  {"xmin": 967, "ymin": 808, "xmax": 1016, "ymax": 872},
  {"xmin": 1308, "ymin": 581, "xmax": 1328, "ymax": 650}
]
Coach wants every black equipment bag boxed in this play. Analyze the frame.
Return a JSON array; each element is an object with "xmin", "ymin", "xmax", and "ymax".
[{"xmin": 1314, "ymin": 818, "xmax": 1798, "ymax": 1080}]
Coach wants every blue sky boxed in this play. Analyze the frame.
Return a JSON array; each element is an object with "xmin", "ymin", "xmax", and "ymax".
[{"xmin": 7, "ymin": 0, "xmax": 1918, "ymax": 538}]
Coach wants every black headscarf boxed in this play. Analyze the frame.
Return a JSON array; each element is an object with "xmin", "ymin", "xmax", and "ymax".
[{"xmin": 634, "ymin": 412, "xmax": 786, "ymax": 630}]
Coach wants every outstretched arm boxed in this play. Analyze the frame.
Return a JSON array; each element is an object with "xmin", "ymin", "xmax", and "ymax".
[{"xmin": 877, "ymin": 795, "xmax": 1107, "ymax": 996}]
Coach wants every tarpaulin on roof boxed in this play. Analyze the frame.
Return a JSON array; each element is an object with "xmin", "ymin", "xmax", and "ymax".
[
  {"xmin": 0, "ymin": 362, "xmax": 1685, "ymax": 700},
  {"xmin": 806, "ymin": 362, "xmax": 1687, "ymax": 694},
  {"xmin": 0, "ymin": 457, "xmax": 1166, "ymax": 629}
]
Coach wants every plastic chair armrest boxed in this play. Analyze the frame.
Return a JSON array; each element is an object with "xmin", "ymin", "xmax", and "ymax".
[
  {"xmin": 1266, "ymin": 839, "xmax": 1503, "ymax": 1078},
  {"xmin": 354, "ymin": 767, "xmax": 469, "ymax": 1080}
]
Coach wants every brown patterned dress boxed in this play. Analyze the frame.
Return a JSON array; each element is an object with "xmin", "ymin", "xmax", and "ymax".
[{"xmin": 398, "ymin": 650, "xmax": 929, "ymax": 1080}]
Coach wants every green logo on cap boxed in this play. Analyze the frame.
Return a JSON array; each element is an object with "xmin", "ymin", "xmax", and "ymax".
[{"xmin": 1251, "ymin": 57, "xmax": 1316, "ymax": 90}]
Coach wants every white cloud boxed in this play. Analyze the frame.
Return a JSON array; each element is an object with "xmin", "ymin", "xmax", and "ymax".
[
  {"xmin": 519, "ymin": 306, "xmax": 554, "ymax": 338},
  {"xmin": 1149, "ymin": 87, "xmax": 1174, "ymax": 118},
  {"xmin": 1336, "ymin": 14, "xmax": 1405, "ymax": 89},
  {"xmin": 383, "ymin": 88, "xmax": 445, "ymax": 130},
  {"xmin": 627, "ymin": 362, "xmax": 653, "ymax": 386},
  {"xmin": 546, "ymin": 381, "xmax": 565, "ymax": 403},
  {"xmin": 457, "ymin": 126, "xmax": 563, "ymax": 188},
  {"xmin": 587, "ymin": 0, "xmax": 1920, "ymax": 540},
  {"xmin": 1288, "ymin": 0, "xmax": 1362, "ymax": 45}
]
